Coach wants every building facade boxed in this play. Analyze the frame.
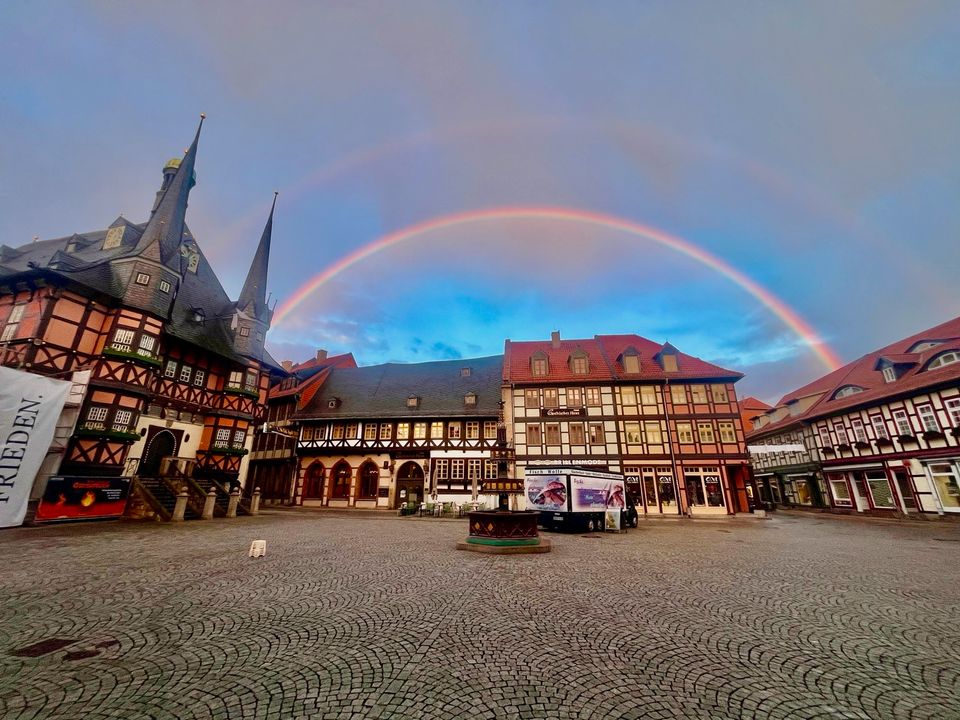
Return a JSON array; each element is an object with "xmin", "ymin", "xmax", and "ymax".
[
  {"xmin": 294, "ymin": 355, "xmax": 504, "ymax": 509},
  {"xmin": 0, "ymin": 118, "xmax": 280, "ymax": 521},
  {"xmin": 505, "ymin": 332, "xmax": 752, "ymax": 516},
  {"xmin": 749, "ymin": 316, "xmax": 960, "ymax": 516}
]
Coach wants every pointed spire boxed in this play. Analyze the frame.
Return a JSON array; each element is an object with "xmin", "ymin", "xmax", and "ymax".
[
  {"xmin": 238, "ymin": 192, "xmax": 277, "ymax": 323},
  {"xmin": 134, "ymin": 114, "xmax": 205, "ymax": 268}
]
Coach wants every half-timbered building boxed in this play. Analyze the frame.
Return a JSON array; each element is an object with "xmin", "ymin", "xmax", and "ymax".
[
  {"xmin": 505, "ymin": 331, "xmax": 751, "ymax": 516},
  {"xmin": 0, "ymin": 118, "xmax": 282, "ymax": 522},
  {"xmin": 294, "ymin": 355, "xmax": 503, "ymax": 509},
  {"xmin": 748, "ymin": 316, "xmax": 960, "ymax": 516}
]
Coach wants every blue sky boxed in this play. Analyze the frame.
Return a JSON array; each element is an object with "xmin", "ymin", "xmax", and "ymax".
[{"xmin": 2, "ymin": 1, "xmax": 958, "ymax": 401}]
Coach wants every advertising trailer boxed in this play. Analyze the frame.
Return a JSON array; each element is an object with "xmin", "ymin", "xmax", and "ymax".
[{"xmin": 524, "ymin": 466, "xmax": 637, "ymax": 532}]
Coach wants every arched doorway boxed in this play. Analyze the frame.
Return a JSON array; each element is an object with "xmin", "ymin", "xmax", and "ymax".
[
  {"xmin": 395, "ymin": 461, "xmax": 424, "ymax": 509},
  {"xmin": 330, "ymin": 461, "xmax": 352, "ymax": 500},
  {"xmin": 138, "ymin": 429, "xmax": 178, "ymax": 476},
  {"xmin": 358, "ymin": 461, "xmax": 379, "ymax": 500},
  {"xmin": 302, "ymin": 461, "xmax": 325, "ymax": 500}
]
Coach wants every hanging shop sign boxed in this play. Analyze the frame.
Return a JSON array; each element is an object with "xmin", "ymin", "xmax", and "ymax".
[
  {"xmin": 0, "ymin": 366, "xmax": 72, "ymax": 528},
  {"xmin": 35, "ymin": 476, "xmax": 132, "ymax": 522}
]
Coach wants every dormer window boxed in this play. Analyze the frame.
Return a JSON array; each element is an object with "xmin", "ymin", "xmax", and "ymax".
[
  {"xmin": 190, "ymin": 308, "xmax": 206, "ymax": 324},
  {"xmin": 464, "ymin": 392, "xmax": 477, "ymax": 406},
  {"xmin": 832, "ymin": 385, "xmax": 865, "ymax": 400},
  {"xmin": 882, "ymin": 366, "xmax": 897, "ymax": 383},
  {"xmin": 239, "ymin": 326, "xmax": 250, "ymax": 337},
  {"xmin": 460, "ymin": 367, "xmax": 471, "ymax": 377},
  {"xmin": 531, "ymin": 352, "xmax": 548, "ymax": 377},
  {"xmin": 327, "ymin": 397, "xmax": 341, "ymax": 409},
  {"xmin": 926, "ymin": 351, "xmax": 960, "ymax": 371},
  {"xmin": 623, "ymin": 353, "xmax": 640, "ymax": 374},
  {"xmin": 661, "ymin": 355, "xmax": 678, "ymax": 372},
  {"xmin": 135, "ymin": 272, "xmax": 151, "ymax": 286},
  {"xmin": 407, "ymin": 396, "xmax": 420, "ymax": 408},
  {"xmin": 569, "ymin": 351, "xmax": 589, "ymax": 375},
  {"xmin": 908, "ymin": 340, "xmax": 943, "ymax": 353}
]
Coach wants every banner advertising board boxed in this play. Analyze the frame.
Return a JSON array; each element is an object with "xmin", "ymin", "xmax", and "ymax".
[
  {"xmin": 524, "ymin": 475, "xmax": 567, "ymax": 512},
  {"xmin": 571, "ymin": 474, "xmax": 626, "ymax": 513},
  {"xmin": 35, "ymin": 476, "xmax": 132, "ymax": 522},
  {"xmin": 0, "ymin": 366, "xmax": 72, "ymax": 528}
]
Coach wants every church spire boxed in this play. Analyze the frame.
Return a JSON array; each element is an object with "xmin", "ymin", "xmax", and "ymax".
[
  {"xmin": 135, "ymin": 114, "xmax": 205, "ymax": 268},
  {"xmin": 238, "ymin": 192, "xmax": 277, "ymax": 324}
]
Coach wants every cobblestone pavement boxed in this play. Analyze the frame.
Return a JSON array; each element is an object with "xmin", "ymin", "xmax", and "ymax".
[{"xmin": 2, "ymin": 512, "xmax": 959, "ymax": 720}]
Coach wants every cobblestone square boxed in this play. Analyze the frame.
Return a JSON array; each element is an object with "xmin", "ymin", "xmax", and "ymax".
[{"xmin": 1, "ymin": 512, "xmax": 959, "ymax": 719}]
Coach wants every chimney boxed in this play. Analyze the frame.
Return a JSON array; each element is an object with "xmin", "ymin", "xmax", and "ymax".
[
  {"xmin": 316, "ymin": 349, "xmax": 328, "ymax": 362},
  {"xmin": 550, "ymin": 331, "xmax": 561, "ymax": 349},
  {"xmin": 281, "ymin": 360, "xmax": 293, "ymax": 372}
]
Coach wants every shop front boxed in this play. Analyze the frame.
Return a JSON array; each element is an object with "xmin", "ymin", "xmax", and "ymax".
[
  {"xmin": 826, "ymin": 465, "xmax": 902, "ymax": 514},
  {"xmin": 683, "ymin": 465, "xmax": 728, "ymax": 515},
  {"xmin": 926, "ymin": 460, "xmax": 960, "ymax": 513},
  {"xmin": 624, "ymin": 465, "xmax": 679, "ymax": 515}
]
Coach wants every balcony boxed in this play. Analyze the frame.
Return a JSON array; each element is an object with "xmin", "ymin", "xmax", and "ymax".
[{"xmin": 102, "ymin": 345, "xmax": 162, "ymax": 368}]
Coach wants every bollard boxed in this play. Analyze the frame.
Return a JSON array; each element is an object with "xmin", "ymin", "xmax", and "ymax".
[
  {"xmin": 226, "ymin": 487, "xmax": 240, "ymax": 518},
  {"xmin": 172, "ymin": 489, "xmax": 189, "ymax": 522},
  {"xmin": 251, "ymin": 487, "xmax": 261, "ymax": 515},
  {"xmin": 202, "ymin": 488, "xmax": 217, "ymax": 519}
]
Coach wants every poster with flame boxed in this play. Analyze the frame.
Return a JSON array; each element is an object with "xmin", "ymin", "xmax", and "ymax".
[{"xmin": 36, "ymin": 476, "xmax": 131, "ymax": 522}]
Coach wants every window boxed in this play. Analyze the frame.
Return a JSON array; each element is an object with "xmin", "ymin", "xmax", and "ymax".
[
  {"xmin": 484, "ymin": 460, "xmax": 498, "ymax": 479},
  {"xmin": 624, "ymin": 422, "xmax": 642, "ymax": 444},
  {"xmin": 545, "ymin": 423, "xmax": 561, "ymax": 445},
  {"xmin": 946, "ymin": 398, "xmax": 960, "ymax": 428},
  {"xmin": 639, "ymin": 386, "xmax": 657, "ymax": 406},
  {"xmin": 228, "ymin": 370, "xmax": 243, "ymax": 389},
  {"xmin": 893, "ymin": 409, "xmax": 912, "ymax": 436},
  {"xmin": 464, "ymin": 392, "xmax": 477, "ymax": 406},
  {"xmin": 380, "ymin": 423, "xmax": 392, "ymax": 440},
  {"xmin": 833, "ymin": 385, "xmax": 864, "ymax": 399},
  {"xmin": 0, "ymin": 324, "xmax": 16, "ymax": 342},
  {"xmin": 364, "ymin": 424, "xmax": 377, "ymax": 441},
  {"xmin": 164, "ymin": 360, "xmax": 177, "ymax": 378},
  {"xmin": 245, "ymin": 370, "xmax": 258, "ymax": 392},
  {"xmin": 413, "ymin": 422, "xmax": 427, "ymax": 439},
  {"xmin": 112, "ymin": 410, "xmax": 132, "ymax": 432},
  {"xmin": 623, "ymin": 354, "xmax": 640, "ymax": 373},
  {"xmin": 929, "ymin": 462, "xmax": 960, "ymax": 510},
  {"xmin": 159, "ymin": 279, "xmax": 171, "ymax": 293},
  {"xmin": 690, "ymin": 385, "xmax": 707, "ymax": 404},
  {"xmin": 331, "ymin": 463, "xmax": 351, "ymax": 499},
  {"xmin": 239, "ymin": 326, "xmax": 250, "ymax": 337},
  {"xmin": 567, "ymin": 387, "xmax": 582, "ymax": 407},
  {"xmin": 676, "ymin": 422, "xmax": 693, "ymax": 443},
  {"xmin": 524, "ymin": 389, "xmax": 539, "ymax": 408},
  {"xmin": 531, "ymin": 355, "xmax": 548, "ymax": 376},
  {"xmin": 585, "ymin": 387, "xmax": 601, "ymax": 406},
  {"xmin": 346, "ymin": 423, "xmax": 358, "ymax": 439},
  {"xmin": 460, "ymin": 367, "xmax": 471, "ymax": 377},
  {"xmin": 621, "ymin": 387, "xmax": 637, "ymax": 406},
  {"xmin": 332, "ymin": 424, "xmax": 345, "ymax": 440},
  {"xmin": 864, "ymin": 469, "xmax": 895, "ymax": 508},
  {"xmin": 870, "ymin": 415, "xmax": 889, "ymax": 440},
  {"xmin": 85, "ymin": 406, "xmax": 109, "ymax": 427},
  {"xmin": 644, "ymin": 421, "xmax": 662, "ymax": 444},
  {"xmin": 718, "ymin": 422, "xmax": 736, "ymax": 443},
  {"xmin": 711, "ymin": 385, "xmax": 728, "ymax": 403},
  {"xmin": 451, "ymin": 459, "xmax": 465, "ymax": 480},
  {"xmin": 571, "ymin": 354, "xmax": 589, "ymax": 374},
  {"xmin": 179, "ymin": 365, "xmax": 192, "ymax": 383},
  {"xmin": 301, "ymin": 426, "xmax": 314, "ymax": 442},
  {"xmin": 359, "ymin": 463, "xmax": 379, "ymax": 499},
  {"xmin": 233, "ymin": 430, "xmax": 246, "ymax": 447},
  {"xmin": 527, "ymin": 425, "xmax": 542, "ymax": 446},
  {"xmin": 430, "ymin": 422, "xmax": 443, "ymax": 439},
  {"xmin": 110, "ymin": 328, "xmax": 135, "ymax": 352},
  {"xmin": 136, "ymin": 334, "xmax": 156, "ymax": 357},
  {"xmin": 829, "ymin": 474, "xmax": 852, "ymax": 507},
  {"xmin": 396, "ymin": 423, "xmax": 410, "ymax": 441},
  {"xmin": 135, "ymin": 272, "xmax": 150, "ymax": 285},
  {"xmin": 833, "ymin": 422, "xmax": 849, "ymax": 445},
  {"xmin": 466, "ymin": 421, "xmax": 480, "ymax": 439},
  {"xmin": 468, "ymin": 459, "xmax": 482, "ymax": 481},
  {"xmin": 883, "ymin": 366, "xmax": 897, "ymax": 383},
  {"xmin": 589, "ymin": 423, "xmax": 604, "ymax": 445},
  {"xmin": 697, "ymin": 422, "xmax": 715, "ymax": 443},
  {"xmin": 917, "ymin": 404, "xmax": 939, "ymax": 433},
  {"xmin": 214, "ymin": 428, "xmax": 231, "ymax": 448},
  {"xmin": 193, "ymin": 370, "xmax": 205, "ymax": 388},
  {"xmin": 927, "ymin": 351, "xmax": 960, "ymax": 370},
  {"xmin": 543, "ymin": 388, "xmax": 559, "ymax": 408},
  {"xmin": 407, "ymin": 396, "xmax": 419, "ymax": 408},
  {"xmin": 818, "ymin": 425, "xmax": 831, "ymax": 447},
  {"xmin": 670, "ymin": 385, "xmax": 687, "ymax": 404},
  {"xmin": 435, "ymin": 459, "xmax": 449, "ymax": 479},
  {"xmin": 448, "ymin": 422, "xmax": 461, "ymax": 439},
  {"xmin": 851, "ymin": 418, "xmax": 868, "ymax": 443},
  {"xmin": 909, "ymin": 340, "xmax": 943, "ymax": 353},
  {"xmin": 483, "ymin": 421, "xmax": 497, "ymax": 439},
  {"xmin": 569, "ymin": 423, "xmax": 585, "ymax": 444}
]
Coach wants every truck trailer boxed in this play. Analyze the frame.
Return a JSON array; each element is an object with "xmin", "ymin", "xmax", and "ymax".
[{"xmin": 524, "ymin": 466, "xmax": 638, "ymax": 532}]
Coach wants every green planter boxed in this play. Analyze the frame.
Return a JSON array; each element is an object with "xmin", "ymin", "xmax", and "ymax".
[{"xmin": 102, "ymin": 347, "xmax": 162, "ymax": 368}]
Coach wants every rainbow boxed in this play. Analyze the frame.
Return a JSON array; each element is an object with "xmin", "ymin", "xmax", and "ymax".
[{"xmin": 273, "ymin": 206, "xmax": 843, "ymax": 372}]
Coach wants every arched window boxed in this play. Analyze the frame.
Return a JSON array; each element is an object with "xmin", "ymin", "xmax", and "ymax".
[
  {"xmin": 358, "ymin": 461, "xmax": 379, "ymax": 499},
  {"xmin": 927, "ymin": 351, "xmax": 960, "ymax": 371},
  {"xmin": 303, "ymin": 462, "xmax": 325, "ymax": 499},
  {"xmin": 331, "ymin": 461, "xmax": 352, "ymax": 499},
  {"xmin": 832, "ymin": 385, "xmax": 864, "ymax": 400}
]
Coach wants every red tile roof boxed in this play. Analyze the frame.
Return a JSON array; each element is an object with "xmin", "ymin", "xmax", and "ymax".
[
  {"xmin": 503, "ymin": 333, "xmax": 743, "ymax": 384},
  {"xmin": 748, "ymin": 315, "xmax": 960, "ymax": 439}
]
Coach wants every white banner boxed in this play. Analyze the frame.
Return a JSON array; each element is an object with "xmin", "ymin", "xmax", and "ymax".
[{"xmin": 0, "ymin": 367, "xmax": 72, "ymax": 528}]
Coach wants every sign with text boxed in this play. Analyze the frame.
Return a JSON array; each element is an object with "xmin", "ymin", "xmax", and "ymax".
[
  {"xmin": 571, "ymin": 474, "xmax": 626, "ymax": 512},
  {"xmin": 0, "ymin": 367, "xmax": 72, "ymax": 528},
  {"xmin": 541, "ymin": 407, "xmax": 586, "ymax": 417},
  {"xmin": 36, "ymin": 476, "xmax": 131, "ymax": 522}
]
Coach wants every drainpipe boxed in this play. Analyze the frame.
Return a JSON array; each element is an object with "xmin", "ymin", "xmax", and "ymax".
[{"xmin": 662, "ymin": 379, "xmax": 682, "ymax": 516}]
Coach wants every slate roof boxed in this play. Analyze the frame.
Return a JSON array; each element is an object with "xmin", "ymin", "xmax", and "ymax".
[
  {"xmin": 296, "ymin": 355, "xmax": 504, "ymax": 419},
  {"xmin": 503, "ymin": 333, "xmax": 743, "ymax": 384},
  {"xmin": 748, "ymin": 315, "xmax": 960, "ymax": 439}
]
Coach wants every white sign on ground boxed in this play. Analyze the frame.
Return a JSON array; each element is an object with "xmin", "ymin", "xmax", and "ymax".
[{"xmin": 0, "ymin": 366, "xmax": 72, "ymax": 528}]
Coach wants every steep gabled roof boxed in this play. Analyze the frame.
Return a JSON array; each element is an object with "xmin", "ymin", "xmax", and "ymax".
[{"xmin": 598, "ymin": 334, "xmax": 742, "ymax": 381}]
